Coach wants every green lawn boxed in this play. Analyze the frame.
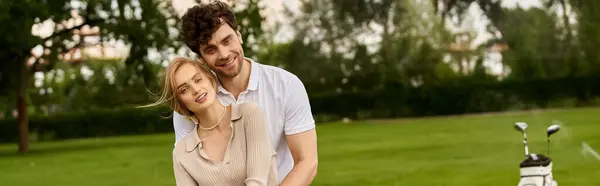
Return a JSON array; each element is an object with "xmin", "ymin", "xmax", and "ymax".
[{"xmin": 1, "ymin": 107, "xmax": 600, "ymax": 185}]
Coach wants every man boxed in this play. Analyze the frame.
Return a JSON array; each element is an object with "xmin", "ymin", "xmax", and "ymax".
[{"xmin": 174, "ymin": 1, "xmax": 318, "ymax": 185}]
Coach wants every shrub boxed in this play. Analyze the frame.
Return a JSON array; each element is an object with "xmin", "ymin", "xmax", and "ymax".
[{"xmin": 0, "ymin": 106, "xmax": 174, "ymax": 143}]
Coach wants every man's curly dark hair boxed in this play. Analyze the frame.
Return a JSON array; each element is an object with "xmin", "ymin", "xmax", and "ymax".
[{"xmin": 181, "ymin": 1, "xmax": 239, "ymax": 54}]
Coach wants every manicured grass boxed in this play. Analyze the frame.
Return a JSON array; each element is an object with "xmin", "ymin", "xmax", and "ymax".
[{"xmin": 1, "ymin": 107, "xmax": 600, "ymax": 185}]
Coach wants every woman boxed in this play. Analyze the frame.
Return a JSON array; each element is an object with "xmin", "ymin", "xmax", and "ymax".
[{"xmin": 146, "ymin": 57, "xmax": 277, "ymax": 186}]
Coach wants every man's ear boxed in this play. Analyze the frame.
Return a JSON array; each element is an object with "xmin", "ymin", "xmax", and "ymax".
[{"xmin": 237, "ymin": 30, "xmax": 243, "ymax": 44}]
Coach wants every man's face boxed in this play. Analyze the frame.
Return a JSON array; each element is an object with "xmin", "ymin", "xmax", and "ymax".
[{"xmin": 198, "ymin": 22, "xmax": 245, "ymax": 78}]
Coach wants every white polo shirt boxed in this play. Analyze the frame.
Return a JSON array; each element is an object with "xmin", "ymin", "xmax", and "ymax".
[{"xmin": 172, "ymin": 58, "xmax": 316, "ymax": 184}]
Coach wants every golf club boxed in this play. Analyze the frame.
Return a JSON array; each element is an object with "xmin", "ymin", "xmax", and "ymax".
[
  {"xmin": 514, "ymin": 122, "xmax": 529, "ymax": 157},
  {"xmin": 547, "ymin": 124, "xmax": 560, "ymax": 156}
]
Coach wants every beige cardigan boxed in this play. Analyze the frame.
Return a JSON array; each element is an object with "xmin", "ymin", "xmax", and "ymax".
[{"xmin": 172, "ymin": 102, "xmax": 278, "ymax": 186}]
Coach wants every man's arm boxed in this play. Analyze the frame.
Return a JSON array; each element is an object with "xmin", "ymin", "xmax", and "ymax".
[
  {"xmin": 280, "ymin": 75, "xmax": 318, "ymax": 186},
  {"xmin": 173, "ymin": 111, "xmax": 195, "ymax": 147},
  {"xmin": 280, "ymin": 129, "xmax": 318, "ymax": 186}
]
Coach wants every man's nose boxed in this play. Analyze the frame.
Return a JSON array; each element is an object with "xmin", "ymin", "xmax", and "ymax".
[{"xmin": 217, "ymin": 46, "xmax": 229, "ymax": 60}]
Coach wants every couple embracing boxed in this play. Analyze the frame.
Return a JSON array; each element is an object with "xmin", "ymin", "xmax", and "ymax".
[{"xmin": 146, "ymin": 1, "xmax": 318, "ymax": 186}]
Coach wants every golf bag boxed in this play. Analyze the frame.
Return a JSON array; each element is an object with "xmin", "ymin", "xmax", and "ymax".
[{"xmin": 518, "ymin": 154, "xmax": 557, "ymax": 186}]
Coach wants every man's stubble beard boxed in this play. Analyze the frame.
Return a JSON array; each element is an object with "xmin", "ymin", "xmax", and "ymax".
[{"xmin": 216, "ymin": 55, "xmax": 243, "ymax": 78}]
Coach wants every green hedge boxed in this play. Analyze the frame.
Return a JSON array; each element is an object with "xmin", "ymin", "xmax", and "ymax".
[
  {"xmin": 0, "ymin": 106, "xmax": 174, "ymax": 143},
  {"xmin": 1, "ymin": 75, "xmax": 599, "ymax": 143},
  {"xmin": 309, "ymin": 75, "xmax": 600, "ymax": 120}
]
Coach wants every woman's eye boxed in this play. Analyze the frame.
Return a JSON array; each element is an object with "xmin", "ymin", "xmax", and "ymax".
[{"xmin": 195, "ymin": 78, "xmax": 201, "ymax": 83}]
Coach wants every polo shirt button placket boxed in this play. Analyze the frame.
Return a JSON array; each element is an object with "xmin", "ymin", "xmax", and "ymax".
[{"xmin": 237, "ymin": 91, "xmax": 248, "ymax": 104}]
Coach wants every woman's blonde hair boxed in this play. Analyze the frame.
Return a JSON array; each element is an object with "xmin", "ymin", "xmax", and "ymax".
[{"xmin": 141, "ymin": 57, "xmax": 218, "ymax": 117}]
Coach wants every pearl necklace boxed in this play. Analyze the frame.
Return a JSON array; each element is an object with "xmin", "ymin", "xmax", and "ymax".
[{"xmin": 197, "ymin": 106, "xmax": 228, "ymax": 131}]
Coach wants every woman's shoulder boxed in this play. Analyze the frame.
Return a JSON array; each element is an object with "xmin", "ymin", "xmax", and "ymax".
[
  {"xmin": 172, "ymin": 140, "xmax": 187, "ymax": 160},
  {"xmin": 173, "ymin": 128, "xmax": 200, "ymax": 156}
]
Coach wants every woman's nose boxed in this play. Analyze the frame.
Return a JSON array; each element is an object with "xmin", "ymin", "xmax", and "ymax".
[{"xmin": 190, "ymin": 84, "xmax": 201, "ymax": 96}]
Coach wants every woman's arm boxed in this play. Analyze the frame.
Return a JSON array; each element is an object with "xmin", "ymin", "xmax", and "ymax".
[
  {"xmin": 173, "ymin": 156, "xmax": 198, "ymax": 186},
  {"xmin": 244, "ymin": 104, "xmax": 274, "ymax": 186}
]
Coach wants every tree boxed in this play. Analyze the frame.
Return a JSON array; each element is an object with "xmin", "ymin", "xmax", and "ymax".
[
  {"xmin": 287, "ymin": 0, "xmax": 403, "ymax": 93},
  {"xmin": 0, "ymin": 0, "xmax": 71, "ymax": 153},
  {"xmin": 0, "ymin": 0, "xmax": 180, "ymax": 153},
  {"xmin": 501, "ymin": 7, "xmax": 563, "ymax": 79},
  {"xmin": 568, "ymin": 0, "xmax": 600, "ymax": 105},
  {"xmin": 289, "ymin": 0, "xmax": 455, "ymax": 91},
  {"xmin": 432, "ymin": 0, "xmax": 504, "ymax": 36},
  {"xmin": 571, "ymin": 1, "xmax": 600, "ymax": 74}
]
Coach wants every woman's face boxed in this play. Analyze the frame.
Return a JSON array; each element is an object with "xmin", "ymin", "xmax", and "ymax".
[{"xmin": 174, "ymin": 63, "xmax": 217, "ymax": 113}]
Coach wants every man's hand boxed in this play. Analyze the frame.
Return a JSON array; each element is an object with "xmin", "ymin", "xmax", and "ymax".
[{"xmin": 280, "ymin": 129, "xmax": 318, "ymax": 186}]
